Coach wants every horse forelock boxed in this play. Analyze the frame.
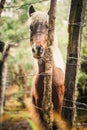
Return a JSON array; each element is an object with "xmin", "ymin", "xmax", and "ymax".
[{"xmin": 29, "ymin": 11, "xmax": 49, "ymax": 26}]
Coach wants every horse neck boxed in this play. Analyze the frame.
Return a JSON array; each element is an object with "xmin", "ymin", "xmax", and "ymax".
[
  {"xmin": 37, "ymin": 58, "xmax": 56, "ymax": 74},
  {"xmin": 37, "ymin": 60, "xmax": 45, "ymax": 73}
]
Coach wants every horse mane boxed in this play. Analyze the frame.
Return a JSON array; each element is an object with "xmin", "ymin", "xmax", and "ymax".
[
  {"xmin": 29, "ymin": 11, "xmax": 49, "ymax": 26},
  {"xmin": 53, "ymin": 30, "xmax": 65, "ymax": 73}
]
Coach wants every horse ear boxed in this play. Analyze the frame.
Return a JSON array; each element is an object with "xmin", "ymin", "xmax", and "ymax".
[{"xmin": 29, "ymin": 5, "xmax": 35, "ymax": 16}]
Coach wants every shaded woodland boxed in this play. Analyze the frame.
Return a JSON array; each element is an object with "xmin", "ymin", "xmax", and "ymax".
[{"xmin": 0, "ymin": 0, "xmax": 87, "ymax": 130}]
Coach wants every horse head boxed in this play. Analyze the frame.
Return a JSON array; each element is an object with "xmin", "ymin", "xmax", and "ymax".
[{"xmin": 29, "ymin": 6, "xmax": 49, "ymax": 59}]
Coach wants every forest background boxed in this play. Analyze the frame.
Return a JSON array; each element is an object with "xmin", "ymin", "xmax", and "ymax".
[{"xmin": 0, "ymin": 0, "xmax": 87, "ymax": 124}]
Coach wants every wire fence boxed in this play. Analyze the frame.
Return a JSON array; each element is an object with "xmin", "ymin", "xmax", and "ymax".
[
  {"xmin": 0, "ymin": 0, "xmax": 87, "ymax": 48},
  {"xmin": 0, "ymin": 1, "xmax": 87, "ymax": 126},
  {"xmin": 18, "ymin": 91, "xmax": 87, "ymax": 110},
  {"xmin": 6, "ymin": 88, "xmax": 87, "ymax": 112}
]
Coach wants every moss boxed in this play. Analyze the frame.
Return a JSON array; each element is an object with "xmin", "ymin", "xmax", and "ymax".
[{"xmin": 69, "ymin": 6, "xmax": 77, "ymax": 49}]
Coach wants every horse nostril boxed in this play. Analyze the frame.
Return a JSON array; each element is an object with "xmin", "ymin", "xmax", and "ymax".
[
  {"xmin": 32, "ymin": 48, "xmax": 35, "ymax": 53},
  {"xmin": 36, "ymin": 45, "xmax": 44, "ymax": 56},
  {"xmin": 40, "ymin": 46, "xmax": 43, "ymax": 53}
]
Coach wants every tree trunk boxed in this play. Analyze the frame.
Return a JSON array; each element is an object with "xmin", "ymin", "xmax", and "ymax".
[
  {"xmin": 0, "ymin": 43, "xmax": 7, "ymax": 116},
  {"xmin": 62, "ymin": 0, "xmax": 86, "ymax": 129},
  {"xmin": 0, "ymin": 43, "xmax": 18, "ymax": 115},
  {"xmin": 0, "ymin": 0, "xmax": 6, "ymax": 17},
  {"xmin": 42, "ymin": 0, "xmax": 57, "ymax": 130}
]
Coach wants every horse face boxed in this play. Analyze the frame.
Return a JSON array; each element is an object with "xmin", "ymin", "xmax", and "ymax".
[
  {"xmin": 30, "ymin": 24, "xmax": 48, "ymax": 59},
  {"xmin": 29, "ymin": 6, "xmax": 49, "ymax": 59}
]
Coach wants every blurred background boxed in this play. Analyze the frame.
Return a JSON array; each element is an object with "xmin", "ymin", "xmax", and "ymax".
[
  {"xmin": 0, "ymin": 0, "xmax": 87, "ymax": 127},
  {"xmin": 0, "ymin": 0, "xmax": 71, "ymax": 88}
]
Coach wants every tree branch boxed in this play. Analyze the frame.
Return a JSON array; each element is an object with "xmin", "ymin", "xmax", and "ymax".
[{"xmin": 0, "ymin": 0, "xmax": 6, "ymax": 17}]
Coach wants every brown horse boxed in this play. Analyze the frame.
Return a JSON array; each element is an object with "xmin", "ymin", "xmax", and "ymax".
[{"xmin": 29, "ymin": 6, "xmax": 65, "ymax": 129}]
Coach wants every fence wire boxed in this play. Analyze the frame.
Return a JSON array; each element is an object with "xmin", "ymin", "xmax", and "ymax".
[
  {"xmin": 5, "ymin": 89, "xmax": 87, "ymax": 112},
  {"xmin": 0, "ymin": 0, "xmax": 87, "ymax": 125}
]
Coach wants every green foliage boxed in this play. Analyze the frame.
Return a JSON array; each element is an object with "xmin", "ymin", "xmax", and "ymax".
[
  {"xmin": 78, "ymin": 72, "xmax": 87, "ymax": 87},
  {"xmin": 0, "ymin": 0, "xmax": 87, "ymax": 91},
  {"xmin": 27, "ymin": 119, "xmax": 37, "ymax": 130},
  {"xmin": 0, "ymin": 0, "xmax": 87, "ymax": 125},
  {"xmin": 77, "ymin": 4, "xmax": 87, "ymax": 96},
  {"xmin": 0, "ymin": 0, "xmax": 51, "ymax": 88},
  {"xmin": 76, "ymin": 7, "xmax": 87, "ymax": 123},
  {"xmin": 56, "ymin": 0, "xmax": 71, "ymax": 61}
]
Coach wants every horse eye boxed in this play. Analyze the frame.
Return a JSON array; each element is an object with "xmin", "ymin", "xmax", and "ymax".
[
  {"xmin": 30, "ymin": 25, "xmax": 33, "ymax": 31},
  {"xmin": 30, "ymin": 36, "xmax": 33, "ymax": 41}
]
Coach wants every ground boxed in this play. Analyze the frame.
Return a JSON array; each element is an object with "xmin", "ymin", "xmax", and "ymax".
[
  {"xmin": 0, "ymin": 85, "xmax": 87, "ymax": 130},
  {"xmin": 0, "ymin": 85, "xmax": 38, "ymax": 130}
]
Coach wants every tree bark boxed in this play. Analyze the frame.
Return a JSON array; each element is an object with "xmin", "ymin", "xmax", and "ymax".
[
  {"xmin": 0, "ymin": 42, "xmax": 7, "ymax": 116},
  {"xmin": 0, "ymin": 43, "xmax": 18, "ymax": 115},
  {"xmin": 42, "ymin": 0, "xmax": 57, "ymax": 130},
  {"xmin": 62, "ymin": 0, "xmax": 86, "ymax": 129},
  {"xmin": 0, "ymin": 0, "xmax": 6, "ymax": 17}
]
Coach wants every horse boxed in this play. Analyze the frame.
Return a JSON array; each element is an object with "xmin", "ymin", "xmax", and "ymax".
[{"xmin": 29, "ymin": 5, "xmax": 65, "ymax": 129}]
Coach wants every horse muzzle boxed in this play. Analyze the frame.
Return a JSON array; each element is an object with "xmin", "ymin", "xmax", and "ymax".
[{"xmin": 32, "ymin": 45, "xmax": 44, "ymax": 59}]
